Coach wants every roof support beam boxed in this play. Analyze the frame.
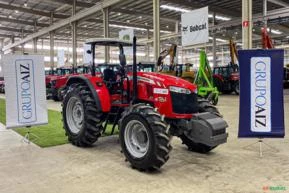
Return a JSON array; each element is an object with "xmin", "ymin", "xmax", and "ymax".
[
  {"xmin": 112, "ymin": 8, "xmax": 178, "ymax": 23},
  {"xmin": 0, "ymin": 26, "xmax": 33, "ymax": 34},
  {"xmin": 163, "ymin": 0, "xmax": 240, "ymax": 18},
  {"xmin": 43, "ymin": 0, "xmax": 92, "ymax": 8},
  {"xmin": 210, "ymin": 7, "xmax": 289, "ymax": 31},
  {"xmin": 2, "ymin": 0, "xmax": 122, "ymax": 51},
  {"xmin": 267, "ymin": 0, "xmax": 289, "ymax": 7},
  {"xmin": 0, "ymin": 2, "xmax": 67, "ymax": 18},
  {"xmin": 45, "ymin": 0, "xmax": 178, "ymax": 23},
  {"xmin": 0, "ymin": 17, "xmax": 49, "ymax": 27},
  {"xmin": 0, "ymin": 34, "xmax": 20, "ymax": 38}
]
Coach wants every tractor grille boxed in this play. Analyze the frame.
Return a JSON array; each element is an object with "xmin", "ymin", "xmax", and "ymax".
[{"xmin": 170, "ymin": 92, "xmax": 198, "ymax": 114}]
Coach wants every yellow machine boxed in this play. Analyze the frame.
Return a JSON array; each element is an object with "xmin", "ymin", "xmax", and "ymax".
[{"xmin": 157, "ymin": 44, "xmax": 195, "ymax": 81}]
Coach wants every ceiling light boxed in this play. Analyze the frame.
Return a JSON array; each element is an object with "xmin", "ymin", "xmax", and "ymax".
[
  {"xmin": 267, "ymin": 28, "xmax": 282, "ymax": 35},
  {"xmin": 145, "ymin": 22, "xmax": 148, "ymax": 26},
  {"xmin": 8, "ymin": 15, "xmax": 12, "ymax": 18},
  {"xmin": 161, "ymin": 5, "xmax": 231, "ymax": 21},
  {"xmin": 216, "ymin": 38, "xmax": 227, "ymax": 43},
  {"xmin": 208, "ymin": 14, "xmax": 231, "ymax": 21},
  {"xmin": 24, "ymin": 3, "xmax": 27, "ymax": 7},
  {"xmin": 15, "ymin": 10, "xmax": 19, "ymax": 13},
  {"xmin": 109, "ymin": 24, "xmax": 171, "ymax": 34},
  {"xmin": 126, "ymin": 20, "xmax": 130, "ymax": 23},
  {"xmin": 166, "ymin": 25, "xmax": 169, "ymax": 28},
  {"xmin": 209, "ymin": 37, "xmax": 227, "ymax": 43},
  {"xmin": 138, "ymin": 16, "xmax": 142, "ymax": 19},
  {"xmin": 160, "ymin": 5, "xmax": 190, "ymax": 13},
  {"xmin": 118, "ymin": 13, "xmax": 121, "ymax": 16}
]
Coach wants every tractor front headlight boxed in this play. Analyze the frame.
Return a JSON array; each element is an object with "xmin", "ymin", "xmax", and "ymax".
[{"xmin": 169, "ymin": 86, "xmax": 191, "ymax": 94}]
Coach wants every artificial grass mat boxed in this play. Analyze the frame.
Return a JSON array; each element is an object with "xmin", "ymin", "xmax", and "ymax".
[{"xmin": 0, "ymin": 98, "xmax": 117, "ymax": 148}]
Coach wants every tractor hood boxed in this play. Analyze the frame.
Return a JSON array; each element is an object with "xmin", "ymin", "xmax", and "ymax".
[{"xmin": 137, "ymin": 72, "xmax": 197, "ymax": 91}]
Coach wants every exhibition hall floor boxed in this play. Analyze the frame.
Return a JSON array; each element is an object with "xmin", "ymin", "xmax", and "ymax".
[{"xmin": 0, "ymin": 92, "xmax": 288, "ymax": 193}]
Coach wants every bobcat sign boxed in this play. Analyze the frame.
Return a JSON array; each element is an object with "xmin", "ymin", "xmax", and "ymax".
[
  {"xmin": 181, "ymin": 6, "xmax": 209, "ymax": 46},
  {"xmin": 3, "ymin": 55, "xmax": 48, "ymax": 128},
  {"xmin": 238, "ymin": 50, "xmax": 285, "ymax": 138}
]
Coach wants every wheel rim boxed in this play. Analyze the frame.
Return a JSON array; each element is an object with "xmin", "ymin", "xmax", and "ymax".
[
  {"xmin": 124, "ymin": 120, "xmax": 149, "ymax": 158},
  {"xmin": 66, "ymin": 96, "xmax": 84, "ymax": 134}
]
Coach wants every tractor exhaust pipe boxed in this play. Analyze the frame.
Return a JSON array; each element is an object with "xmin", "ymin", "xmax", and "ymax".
[
  {"xmin": 91, "ymin": 44, "xmax": 96, "ymax": 77},
  {"xmin": 132, "ymin": 36, "xmax": 138, "ymax": 103}
]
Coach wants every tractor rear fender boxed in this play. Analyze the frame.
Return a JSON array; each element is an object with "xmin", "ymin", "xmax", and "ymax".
[
  {"xmin": 66, "ymin": 76, "xmax": 111, "ymax": 112},
  {"xmin": 178, "ymin": 112, "xmax": 228, "ymax": 147}
]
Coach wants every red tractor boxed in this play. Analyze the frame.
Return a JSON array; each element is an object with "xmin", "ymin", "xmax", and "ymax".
[
  {"xmin": 213, "ymin": 64, "xmax": 240, "ymax": 95},
  {"xmin": 213, "ymin": 39, "xmax": 240, "ymax": 95},
  {"xmin": 62, "ymin": 38, "xmax": 228, "ymax": 171},
  {"xmin": 0, "ymin": 77, "xmax": 4, "ymax": 93},
  {"xmin": 49, "ymin": 67, "xmax": 76, "ymax": 101},
  {"xmin": 46, "ymin": 67, "xmax": 72, "ymax": 99}
]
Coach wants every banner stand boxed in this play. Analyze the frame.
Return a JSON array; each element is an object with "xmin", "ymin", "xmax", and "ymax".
[
  {"xmin": 242, "ymin": 138, "xmax": 279, "ymax": 157},
  {"xmin": 22, "ymin": 126, "xmax": 39, "ymax": 144}
]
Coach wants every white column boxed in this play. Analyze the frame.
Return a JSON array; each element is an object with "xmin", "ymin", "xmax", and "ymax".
[{"xmin": 153, "ymin": 0, "xmax": 160, "ymax": 63}]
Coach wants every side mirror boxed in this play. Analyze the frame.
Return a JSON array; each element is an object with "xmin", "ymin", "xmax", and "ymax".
[
  {"xmin": 119, "ymin": 54, "xmax": 126, "ymax": 66},
  {"xmin": 86, "ymin": 50, "xmax": 91, "ymax": 54}
]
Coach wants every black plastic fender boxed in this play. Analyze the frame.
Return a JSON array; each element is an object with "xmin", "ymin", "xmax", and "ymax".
[{"xmin": 66, "ymin": 76, "xmax": 102, "ymax": 111}]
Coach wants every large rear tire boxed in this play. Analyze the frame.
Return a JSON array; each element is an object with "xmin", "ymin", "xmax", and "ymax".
[
  {"xmin": 62, "ymin": 83, "xmax": 104, "ymax": 147},
  {"xmin": 180, "ymin": 99, "xmax": 220, "ymax": 153},
  {"xmin": 119, "ymin": 104, "xmax": 172, "ymax": 171}
]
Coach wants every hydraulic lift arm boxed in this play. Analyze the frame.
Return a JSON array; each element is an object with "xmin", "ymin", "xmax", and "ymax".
[
  {"xmin": 157, "ymin": 44, "xmax": 177, "ymax": 71},
  {"xmin": 261, "ymin": 27, "xmax": 274, "ymax": 49}
]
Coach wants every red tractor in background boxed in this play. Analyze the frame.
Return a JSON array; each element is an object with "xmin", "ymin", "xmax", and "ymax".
[
  {"xmin": 46, "ymin": 67, "xmax": 72, "ymax": 99},
  {"xmin": 50, "ymin": 66, "xmax": 90, "ymax": 101},
  {"xmin": 0, "ymin": 77, "xmax": 4, "ymax": 93},
  {"xmin": 213, "ymin": 39, "xmax": 240, "ymax": 95},
  {"xmin": 61, "ymin": 37, "xmax": 228, "ymax": 171}
]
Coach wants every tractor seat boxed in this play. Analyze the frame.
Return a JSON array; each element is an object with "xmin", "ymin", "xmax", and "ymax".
[
  {"xmin": 103, "ymin": 68, "xmax": 122, "ymax": 94},
  {"xmin": 103, "ymin": 68, "xmax": 117, "ymax": 82}
]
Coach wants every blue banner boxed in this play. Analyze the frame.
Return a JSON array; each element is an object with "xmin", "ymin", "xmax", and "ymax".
[{"xmin": 238, "ymin": 49, "xmax": 285, "ymax": 138}]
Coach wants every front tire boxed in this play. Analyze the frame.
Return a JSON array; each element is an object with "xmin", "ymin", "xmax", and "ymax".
[
  {"xmin": 234, "ymin": 80, "xmax": 240, "ymax": 95},
  {"xmin": 180, "ymin": 99, "xmax": 220, "ymax": 153},
  {"xmin": 119, "ymin": 104, "xmax": 172, "ymax": 171},
  {"xmin": 62, "ymin": 83, "xmax": 104, "ymax": 147}
]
